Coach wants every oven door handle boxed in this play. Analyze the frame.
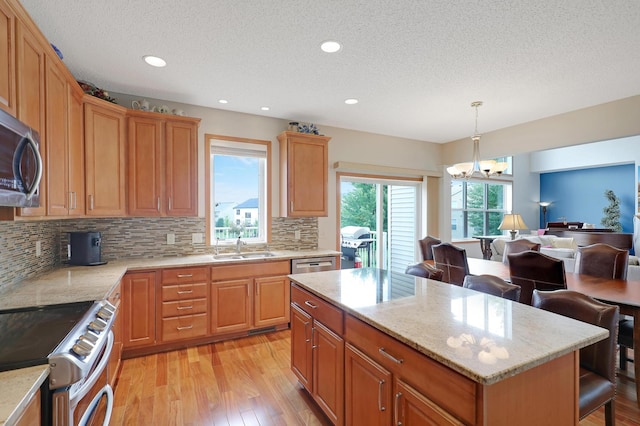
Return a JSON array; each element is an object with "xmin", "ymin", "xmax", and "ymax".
[
  {"xmin": 70, "ymin": 330, "xmax": 114, "ymax": 402},
  {"xmin": 78, "ymin": 384, "xmax": 113, "ymax": 426}
]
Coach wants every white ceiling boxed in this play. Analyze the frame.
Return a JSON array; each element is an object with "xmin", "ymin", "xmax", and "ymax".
[{"xmin": 19, "ymin": 0, "xmax": 640, "ymax": 143}]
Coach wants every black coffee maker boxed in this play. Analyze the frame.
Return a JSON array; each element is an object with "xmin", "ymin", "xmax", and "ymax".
[{"xmin": 69, "ymin": 231, "xmax": 107, "ymax": 266}]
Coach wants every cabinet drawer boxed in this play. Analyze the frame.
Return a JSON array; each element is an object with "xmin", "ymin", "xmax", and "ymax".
[
  {"xmin": 211, "ymin": 260, "xmax": 290, "ymax": 281},
  {"xmin": 161, "ymin": 313, "xmax": 208, "ymax": 341},
  {"xmin": 291, "ymin": 285, "xmax": 343, "ymax": 335},
  {"xmin": 161, "ymin": 267, "xmax": 209, "ymax": 284},
  {"xmin": 162, "ymin": 282, "xmax": 208, "ymax": 301},
  {"xmin": 162, "ymin": 298, "xmax": 207, "ymax": 318},
  {"xmin": 345, "ymin": 315, "xmax": 476, "ymax": 425}
]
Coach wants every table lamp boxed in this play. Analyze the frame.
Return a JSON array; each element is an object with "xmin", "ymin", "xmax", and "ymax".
[{"xmin": 498, "ymin": 214, "xmax": 528, "ymax": 240}]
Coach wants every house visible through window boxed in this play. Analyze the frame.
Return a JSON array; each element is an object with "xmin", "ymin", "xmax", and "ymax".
[
  {"xmin": 451, "ymin": 180, "xmax": 512, "ymax": 238},
  {"xmin": 206, "ymin": 135, "xmax": 271, "ymax": 244}
]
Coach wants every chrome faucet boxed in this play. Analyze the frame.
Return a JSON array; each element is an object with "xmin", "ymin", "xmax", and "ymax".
[
  {"xmin": 214, "ymin": 237, "xmax": 220, "ymax": 255},
  {"xmin": 236, "ymin": 236, "xmax": 246, "ymax": 254}
]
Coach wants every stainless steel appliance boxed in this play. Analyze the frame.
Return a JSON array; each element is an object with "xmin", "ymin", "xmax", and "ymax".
[
  {"xmin": 291, "ymin": 256, "xmax": 337, "ymax": 273},
  {"xmin": 340, "ymin": 226, "xmax": 373, "ymax": 269},
  {"xmin": 69, "ymin": 232, "xmax": 107, "ymax": 266},
  {"xmin": 0, "ymin": 300, "xmax": 117, "ymax": 425},
  {"xmin": 0, "ymin": 108, "xmax": 43, "ymax": 207}
]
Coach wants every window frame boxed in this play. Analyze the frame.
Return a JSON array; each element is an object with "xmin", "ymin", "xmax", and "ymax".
[
  {"xmin": 451, "ymin": 178, "xmax": 512, "ymax": 238},
  {"xmin": 205, "ymin": 134, "xmax": 272, "ymax": 246}
]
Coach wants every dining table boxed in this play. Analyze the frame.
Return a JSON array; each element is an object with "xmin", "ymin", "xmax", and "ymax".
[{"xmin": 459, "ymin": 257, "xmax": 640, "ymax": 407}]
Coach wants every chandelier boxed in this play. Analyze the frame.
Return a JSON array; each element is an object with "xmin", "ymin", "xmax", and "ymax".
[{"xmin": 447, "ymin": 101, "xmax": 508, "ymax": 179}]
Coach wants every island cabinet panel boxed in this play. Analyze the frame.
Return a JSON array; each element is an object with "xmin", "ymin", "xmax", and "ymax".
[
  {"xmin": 159, "ymin": 266, "xmax": 209, "ymax": 342},
  {"xmin": 394, "ymin": 379, "xmax": 464, "ymax": 426},
  {"xmin": 0, "ymin": 0, "xmax": 15, "ymax": 115},
  {"xmin": 122, "ymin": 271, "xmax": 156, "ymax": 348},
  {"xmin": 345, "ymin": 343, "xmax": 392, "ymax": 426},
  {"xmin": 290, "ymin": 284, "xmax": 344, "ymax": 425},
  {"xmin": 345, "ymin": 314, "xmax": 476, "ymax": 425}
]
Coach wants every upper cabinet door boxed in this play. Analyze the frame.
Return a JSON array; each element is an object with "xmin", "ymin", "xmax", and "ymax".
[
  {"xmin": 278, "ymin": 131, "xmax": 331, "ymax": 217},
  {"xmin": 165, "ymin": 119, "xmax": 198, "ymax": 216},
  {"xmin": 84, "ymin": 98, "xmax": 127, "ymax": 216},
  {"xmin": 128, "ymin": 115, "xmax": 164, "ymax": 216},
  {"xmin": 15, "ymin": 20, "xmax": 45, "ymax": 217},
  {"xmin": 67, "ymin": 84, "xmax": 85, "ymax": 216},
  {"xmin": 0, "ymin": 1, "xmax": 15, "ymax": 115}
]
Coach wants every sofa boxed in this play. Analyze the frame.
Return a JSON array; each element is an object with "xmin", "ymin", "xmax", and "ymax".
[{"xmin": 490, "ymin": 234, "xmax": 640, "ymax": 280}]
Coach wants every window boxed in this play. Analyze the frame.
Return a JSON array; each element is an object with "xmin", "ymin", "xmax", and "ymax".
[
  {"xmin": 206, "ymin": 135, "xmax": 271, "ymax": 244},
  {"xmin": 451, "ymin": 180, "xmax": 512, "ymax": 239}
]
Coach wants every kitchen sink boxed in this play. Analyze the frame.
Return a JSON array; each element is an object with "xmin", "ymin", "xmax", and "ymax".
[{"xmin": 213, "ymin": 252, "xmax": 276, "ymax": 260}]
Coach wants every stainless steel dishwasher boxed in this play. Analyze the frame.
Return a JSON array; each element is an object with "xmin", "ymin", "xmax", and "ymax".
[{"xmin": 291, "ymin": 256, "xmax": 337, "ymax": 273}]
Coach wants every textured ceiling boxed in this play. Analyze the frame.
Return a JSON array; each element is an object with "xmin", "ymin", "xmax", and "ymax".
[{"xmin": 19, "ymin": 0, "xmax": 640, "ymax": 143}]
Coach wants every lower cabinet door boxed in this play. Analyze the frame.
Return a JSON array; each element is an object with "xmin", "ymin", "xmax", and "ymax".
[
  {"xmin": 254, "ymin": 275, "xmax": 290, "ymax": 328},
  {"xmin": 345, "ymin": 343, "xmax": 392, "ymax": 426},
  {"xmin": 211, "ymin": 279, "xmax": 252, "ymax": 334},
  {"xmin": 313, "ymin": 321, "xmax": 344, "ymax": 426},
  {"xmin": 394, "ymin": 379, "xmax": 464, "ymax": 426},
  {"xmin": 291, "ymin": 303, "xmax": 313, "ymax": 390}
]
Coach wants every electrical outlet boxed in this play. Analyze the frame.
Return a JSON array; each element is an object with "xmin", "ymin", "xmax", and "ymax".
[
  {"xmin": 192, "ymin": 233, "xmax": 204, "ymax": 244},
  {"xmin": 294, "ymin": 230, "xmax": 301, "ymax": 240},
  {"xmin": 167, "ymin": 233, "xmax": 176, "ymax": 245},
  {"xmin": 35, "ymin": 241, "xmax": 41, "ymax": 257}
]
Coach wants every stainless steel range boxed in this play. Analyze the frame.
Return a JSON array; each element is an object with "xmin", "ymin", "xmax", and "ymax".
[{"xmin": 0, "ymin": 299, "xmax": 117, "ymax": 425}]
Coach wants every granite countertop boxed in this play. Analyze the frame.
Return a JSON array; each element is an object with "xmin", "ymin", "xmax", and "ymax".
[
  {"xmin": 0, "ymin": 249, "xmax": 338, "ymax": 425},
  {"xmin": 288, "ymin": 268, "xmax": 608, "ymax": 385},
  {"xmin": 0, "ymin": 249, "xmax": 340, "ymax": 310}
]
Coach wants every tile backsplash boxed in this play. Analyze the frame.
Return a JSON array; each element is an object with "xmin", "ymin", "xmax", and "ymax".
[{"xmin": 0, "ymin": 216, "xmax": 318, "ymax": 290}]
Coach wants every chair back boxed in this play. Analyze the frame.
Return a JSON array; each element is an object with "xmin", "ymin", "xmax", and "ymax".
[
  {"xmin": 507, "ymin": 251, "xmax": 566, "ymax": 305},
  {"xmin": 418, "ymin": 236, "xmax": 441, "ymax": 261},
  {"xmin": 532, "ymin": 289, "xmax": 618, "ymax": 421},
  {"xmin": 575, "ymin": 243, "xmax": 629, "ymax": 279},
  {"xmin": 502, "ymin": 239, "xmax": 541, "ymax": 265},
  {"xmin": 432, "ymin": 243, "xmax": 469, "ymax": 286},
  {"xmin": 462, "ymin": 274, "xmax": 521, "ymax": 301},
  {"xmin": 405, "ymin": 263, "xmax": 444, "ymax": 281}
]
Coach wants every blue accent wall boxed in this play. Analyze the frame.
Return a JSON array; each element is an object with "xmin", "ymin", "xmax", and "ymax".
[{"xmin": 539, "ymin": 164, "xmax": 635, "ymax": 233}]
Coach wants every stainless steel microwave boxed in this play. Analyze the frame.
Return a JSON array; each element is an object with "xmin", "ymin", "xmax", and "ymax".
[{"xmin": 0, "ymin": 108, "xmax": 42, "ymax": 207}]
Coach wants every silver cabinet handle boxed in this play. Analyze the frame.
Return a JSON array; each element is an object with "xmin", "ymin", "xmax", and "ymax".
[
  {"xmin": 168, "ymin": 197, "xmax": 172, "ymax": 211},
  {"xmin": 378, "ymin": 379, "xmax": 386, "ymax": 412},
  {"xmin": 177, "ymin": 290, "xmax": 193, "ymax": 294},
  {"xmin": 176, "ymin": 325, "xmax": 193, "ymax": 331},
  {"xmin": 290, "ymin": 201, "xmax": 294, "ymax": 212},
  {"xmin": 68, "ymin": 192, "xmax": 72, "ymax": 210},
  {"xmin": 311, "ymin": 327, "xmax": 317, "ymax": 349},
  {"xmin": 177, "ymin": 274, "xmax": 193, "ymax": 278},
  {"xmin": 304, "ymin": 300, "xmax": 318, "ymax": 309},
  {"xmin": 157, "ymin": 197, "xmax": 160, "ymax": 211},
  {"xmin": 379, "ymin": 347, "xmax": 404, "ymax": 364},
  {"xmin": 89, "ymin": 194, "xmax": 94, "ymax": 210},
  {"xmin": 395, "ymin": 392, "xmax": 402, "ymax": 425},
  {"xmin": 176, "ymin": 306, "xmax": 193, "ymax": 310},
  {"xmin": 304, "ymin": 321, "xmax": 311, "ymax": 342}
]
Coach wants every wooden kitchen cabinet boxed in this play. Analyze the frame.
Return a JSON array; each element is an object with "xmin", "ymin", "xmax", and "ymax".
[
  {"xmin": 84, "ymin": 96, "xmax": 127, "ymax": 216},
  {"xmin": 122, "ymin": 271, "xmax": 156, "ymax": 348},
  {"xmin": 159, "ymin": 266, "xmax": 209, "ymax": 342},
  {"xmin": 291, "ymin": 284, "xmax": 344, "ymax": 425},
  {"xmin": 128, "ymin": 111, "xmax": 199, "ymax": 217},
  {"xmin": 0, "ymin": 0, "xmax": 15, "ymax": 115},
  {"xmin": 107, "ymin": 281, "xmax": 122, "ymax": 388},
  {"xmin": 14, "ymin": 387, "xmax": 40, "ymax": 426},
  {"xmin": 211, "ymin": 260, "xmax": 291, "ymax": 335},
  {"xmin": 277, "ymin": 131, "xmax": 330, "ymax": 217}
]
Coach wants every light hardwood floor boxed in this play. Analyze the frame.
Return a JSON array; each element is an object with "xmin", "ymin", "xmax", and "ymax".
[{"xmin": 112, "ymin": 331, "xmax": 638, "ymax": 426}]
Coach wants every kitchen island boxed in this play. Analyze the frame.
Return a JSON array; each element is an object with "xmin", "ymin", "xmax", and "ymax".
[{"xmin": 289, "ymin": 268, "xmax": 608, "ymax": 425}]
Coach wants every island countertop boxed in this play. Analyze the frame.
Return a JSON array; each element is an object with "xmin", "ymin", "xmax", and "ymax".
[{"xmin": 288, "ymin": 268, "xmax": 608, "ymax": 385}]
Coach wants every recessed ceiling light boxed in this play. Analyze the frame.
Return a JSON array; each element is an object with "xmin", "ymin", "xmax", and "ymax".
[
  {"xmin": 218, "ymin": 99, "xmax": 228, "ymax": 104},
  {"xmin": 344, "ymin": 98, "xmax": 359, "ymax": 105},
  {"xmin": 321, "ymin": 40, "xmax": 341, "ymax": 53},
  {"xmin": 143, "ymin": 55, "xmax": 166, "ymax": 67},
  {"xmin": 261, "ymin": 106, "xmax": 270, "ymax": 111}
]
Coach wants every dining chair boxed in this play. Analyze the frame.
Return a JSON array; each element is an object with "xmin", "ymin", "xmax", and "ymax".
[
  {"xmin": 405, "ymin": 262, "xmax": 444, "ymax": 281},
  {"xmin": 532, "ymin": 289, "xmax": 619, "ymax": 426},
  {"xmin": 575, "ymin": 243, "xmax": 629, "ymax": 279},
  {"xmin": 462, "ymin": 274, "xmax": 521, "ymax": 301},
  {"xmin": 432, "ymin": 243, "xmax": 469, "ymax": 286},
  {"xmin": 418, "ymin": 236, "xmax": 441, "ymax": 261},
  {"xmin": 507, "ymin": 251, "xmax": 567, "ymax": 305},
  {"xmin": 574, "ymin": 243, "xmax": 632, "ymax": 370},
  {"xmin": 501, "ymin": 239, "xmax": 541, "ymax": 265}
]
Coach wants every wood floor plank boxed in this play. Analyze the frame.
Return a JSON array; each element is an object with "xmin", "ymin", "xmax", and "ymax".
[{"xmin": 111, "ymin": 331, "xmax": 637, "ymax": 426}]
